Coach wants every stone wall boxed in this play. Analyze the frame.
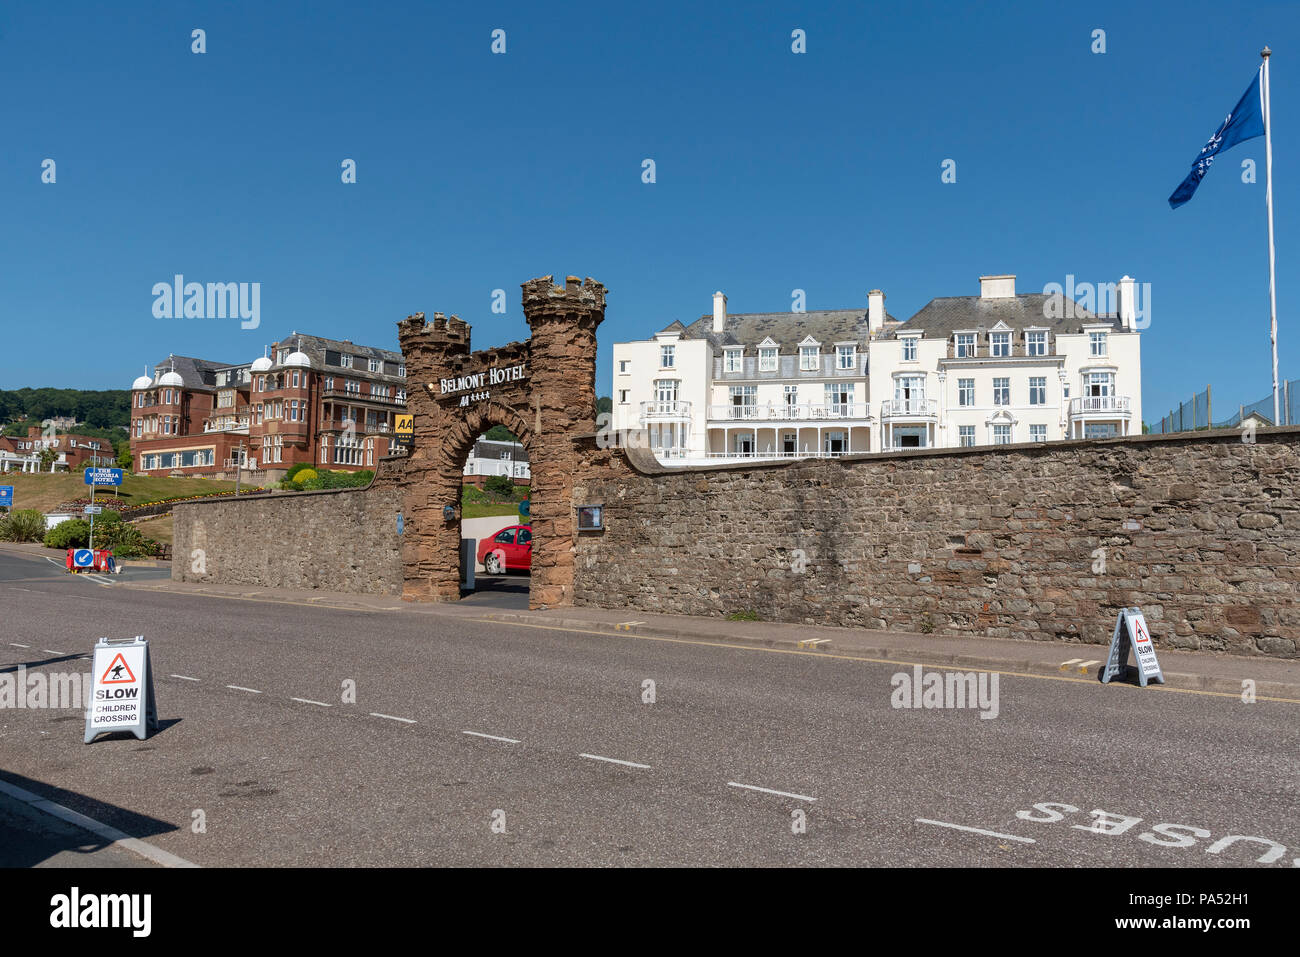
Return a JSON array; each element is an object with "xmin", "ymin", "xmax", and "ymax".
[
  {"xmin": 572, "ymin": 427, "xmax": 1300, "ymax": 658},
  {"xmin": 173, "ymin": 479, "xmax": 403, "ymax": 595}
]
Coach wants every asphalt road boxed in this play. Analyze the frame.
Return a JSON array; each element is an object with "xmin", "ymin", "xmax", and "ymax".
[{"xmin": 1, "ymin": 548, "xmax": 1297, "ymax": 867}]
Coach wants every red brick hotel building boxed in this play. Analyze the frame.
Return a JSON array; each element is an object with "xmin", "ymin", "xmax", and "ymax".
[{"xmin": 129, "ymin": 333, "xmax": 407, "ymax": 479}]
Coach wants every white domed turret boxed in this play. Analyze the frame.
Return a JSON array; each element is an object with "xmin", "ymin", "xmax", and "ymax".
[
  {"xmin": 251, "ymin": 355, "xmax": 273, "ymax": 372},
  {"xmin": 158, "ymin": 370, "xmax": 183, "ymax": 388},
  {"xmin": 283, "ymin": 350, "xmax": 311, "ymax": 368},
  {"xmin": 132, "ymin": 374, "xmax": 154, "ymax": 391}
]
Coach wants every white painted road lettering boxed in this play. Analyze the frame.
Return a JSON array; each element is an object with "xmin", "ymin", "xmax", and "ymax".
[{"xmin": 1015, "ymin": 800, "xmax": 1293, "ymax": 865}]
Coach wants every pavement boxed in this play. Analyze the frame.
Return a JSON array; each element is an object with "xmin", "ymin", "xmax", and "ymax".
[
  {"xmin": 15, "ymin": 534, "xmax": 1287, "ymax": 701},
  {"xmin": 1, "ymin": 542, "xmax": 1297, "ymax": 867}
]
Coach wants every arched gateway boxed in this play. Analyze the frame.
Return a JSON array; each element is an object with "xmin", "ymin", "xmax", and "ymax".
[{"xmin": 392, "ymin": 275, "xmax": 606, "ymax": 608}]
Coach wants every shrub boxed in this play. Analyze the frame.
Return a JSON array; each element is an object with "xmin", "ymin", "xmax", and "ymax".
[
  {"xmin": 0, "ymin": 509, "xmax": 48, "ymax": 543},
  {"xmin": 293, "ymin": 468, "xmax": 319, "ymax": 485},
  {"xmin": 45, "ymin": 518, "xmax": 90, "ymax": 549},
  {"xmin": 484, "ymin": 475, "xmax": 516, "ymax": 497},
  {"xmin": 95, "ymin": 519, "xmax": 155, "ymax": 558},
  {"xmin": 284, "ymin": 463, "xmax": 314, "ymax": 481}
]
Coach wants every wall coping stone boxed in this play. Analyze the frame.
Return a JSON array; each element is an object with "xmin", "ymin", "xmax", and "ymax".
[{"xmin": 618, "ymin": 425, "xmax": 1300, "ymax": 477}]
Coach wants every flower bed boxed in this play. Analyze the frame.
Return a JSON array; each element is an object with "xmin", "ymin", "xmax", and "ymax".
[{"xmin": 54, "ymin": 488, "xmax": 273, "ymax": 515}]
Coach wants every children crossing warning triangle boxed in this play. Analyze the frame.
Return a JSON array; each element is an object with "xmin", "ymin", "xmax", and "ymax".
[{"xmin": 100, "ymin": 652, "xmax": 136, "ymax": 684}]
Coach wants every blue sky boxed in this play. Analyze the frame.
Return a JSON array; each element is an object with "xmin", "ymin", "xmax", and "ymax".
[{"xmin": 2, "ymin": 0, "xmax": 1296, "ymax": 425}]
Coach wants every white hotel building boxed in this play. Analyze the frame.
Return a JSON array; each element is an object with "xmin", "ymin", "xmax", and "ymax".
[{"xmin": 611, "ymin": 274, "xmax": 1142, "ymax": 463}]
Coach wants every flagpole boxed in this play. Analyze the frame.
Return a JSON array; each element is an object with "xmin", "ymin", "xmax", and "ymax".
[{"xmin": 1263, "ymin": 47, "xmax": 1280, "ymax": 425}]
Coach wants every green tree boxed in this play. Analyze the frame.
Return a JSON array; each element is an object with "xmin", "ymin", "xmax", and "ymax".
[
  {"xmin": 483, "ymin": 424, "xmax": 516, "ymax": 442},
  {"xmin": 37, "ymin": 447, "xmax": 57, "ymax": 471}
]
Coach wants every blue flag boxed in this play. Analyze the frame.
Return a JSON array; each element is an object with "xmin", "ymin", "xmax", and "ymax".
[{"xmin": 1169, "ymin": 69, "xmax": 1266, "ymax": 208}]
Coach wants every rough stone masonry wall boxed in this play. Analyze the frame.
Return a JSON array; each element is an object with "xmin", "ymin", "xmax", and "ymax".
[
  {"xmin": 173, "ymin": 481, "xmax": 403, "ymax": 595},
  {"xmin": 572, "ymin": 428, "xmax": 1300, "ymax": 658}
]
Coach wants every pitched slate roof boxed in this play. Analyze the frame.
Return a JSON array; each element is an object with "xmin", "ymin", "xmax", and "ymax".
[
  {"xmin": 276, "ymin": 332, "xmax": 403, "ymax": 366},
  {"xmin": 470, "ymin": 437, "xmax": 530, "ymax": 463},
  {"xmin": 891, "ymin": 293, "xmax": 1122, "ymax": 338},
  {"xmin": 675, "ymin": 308, "xmax": 900, "ymax": 352},
  {"xmin": 150, "ymin": 355, "xmax": 236, "ymax": 391}
]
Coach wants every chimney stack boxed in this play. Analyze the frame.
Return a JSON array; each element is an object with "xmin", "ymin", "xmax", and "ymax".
[
  {"xmin": 712, "ymin": 291, "xmax": 727, "ymax": 334},
  {"xmin": 1117, "ymin": 275, "xmax": 1136, "ymax": 331},
  {"xmin": 979, "ymin": 275, "xmax": 1016, "ymax": 299},
  {"xmin": 868, "ymin": 289, "xmax": 886, "ymax": 333}
]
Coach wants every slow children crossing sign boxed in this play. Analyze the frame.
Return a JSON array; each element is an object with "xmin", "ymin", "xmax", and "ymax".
[
  {"xmin": 84, "ymin": 636, "xmax": 158, "ymax": 743},
  {"xmin": 1101, "ymin": 608, "xmax": 1165, "ymax": 687}
]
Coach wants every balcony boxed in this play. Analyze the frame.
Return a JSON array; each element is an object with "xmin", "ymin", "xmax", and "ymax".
[
  {"xmin": 707, "ymin": 403, "xmax": 868, "ymax": 422},
  {"xmin": 1069, "ymin": 396, "xmax": 1131, "ymax": 416},
  {"xmin": 203, "ymin": 415, "xmax": 250, "ymax": 434},
  {"xmin": 881, "ymin": 398, "xmax": 938, "ymax": 419},
  {"xmin": 639, "ymin": 399, "xmax": 693, "ymax": 423},
  {"xmin": 321, "ymin": 387, "xmax": 403, "ymax": 406}
]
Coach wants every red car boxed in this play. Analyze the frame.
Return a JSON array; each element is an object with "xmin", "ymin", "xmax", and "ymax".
[{"xmin": 477, "ymin": 524, "xmax": 532, "ymax": 574}]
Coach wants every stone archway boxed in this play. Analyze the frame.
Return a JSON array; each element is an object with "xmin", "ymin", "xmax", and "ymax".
[{"xmin": 394, "ymin": 275, "xmax": 606, "ymax": 609}]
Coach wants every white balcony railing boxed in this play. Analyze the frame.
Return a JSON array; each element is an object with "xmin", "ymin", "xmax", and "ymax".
[
  {"xmin": 705, "ymin": 449, "xmax": 855, "ymax": 460},
  {"xmin": 880, "ymin": 398, "xmax": 938, "ymax": 418},
  {"xmin": 707, "ymin": 403, "xmax": 866, "ymax": 421},
  {"xmin": 1069, "ymin": 395, "xmax": 1131, "ymax": 416},
  {"xmin": 639, "ymin": 399, "xmax": 693, "ymax": 421},
  {"xmin": 204, "ymin": 416, "xmax": 251, "ymax": 433}
]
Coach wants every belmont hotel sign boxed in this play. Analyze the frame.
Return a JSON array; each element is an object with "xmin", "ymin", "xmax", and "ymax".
[{"xmin": 433, "ymin": 362, "xmax": 528, "ymax": 404}]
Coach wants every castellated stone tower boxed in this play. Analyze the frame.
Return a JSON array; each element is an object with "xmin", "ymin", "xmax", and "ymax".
[{"xmin": 522, "ymin": 276, "xmax": 607, "ymax": 607}]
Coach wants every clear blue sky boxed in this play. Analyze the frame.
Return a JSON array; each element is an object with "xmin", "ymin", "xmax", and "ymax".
[{"xmin": 2, "ymin": 0, "xmax": 1296, "ymax": 424}]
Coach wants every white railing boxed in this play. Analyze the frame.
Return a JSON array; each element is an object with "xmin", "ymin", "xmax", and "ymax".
[
  {"xmin": 204, "ymin": 416, "xmax": 251, "ymax": 433},
  {"xmin": 1069, "ymin": 395, "xmax": 1131, "ymax": 416},
  {"xmin": 702, "ymin": 449, "xmax": 856, "ymax": 461},
  {"xmin": 707, "ymin": 403, "xmax": 866, "ymax": 421},
  {"xmin": 639, "ymin": 400, "xmax": 692, "ymax": 421},
  {"xmin": 881, "ymin": 398, "xmax": 938, "ymax": 417}
]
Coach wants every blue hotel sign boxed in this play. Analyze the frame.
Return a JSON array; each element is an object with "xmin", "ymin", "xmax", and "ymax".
[{"xmin": 84, "ymin": 468, "xmax": 124, "ymax": 487}]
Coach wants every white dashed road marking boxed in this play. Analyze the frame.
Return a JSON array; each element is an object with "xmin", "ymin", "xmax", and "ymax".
[
  {"xmin": 915, "ymin": 818, "xmax": 1036, "ymax": 843},
  {"xmin": 10, "ymin": 643, "xmax": 29, "ymax": 648},
  {"xmin": 370, "ymin": 712, "xmax": 416, "ymax": 724},
  {"xmin": 170, "ymin": 674, "xmax": 201, "ymax": 682},
  {"xmin": 291, "ymin": 697, "xmax": 332, "ymax": 707},
  {"xmin": 727, "ymin": 782, "xmax": 818, "ymax": 802},
  {"xmin": 580, "ymin": 753, "xmax": 651, "ymax": 769},
  {"xmin": 42, "ymin": 649, "xmax": 66, "ymax": 656},
  {"xmin": 463, "ymin": 731, "xmax": 520, "ymax": 744},
  {"xmin": 226, "ymin": 685, "xmax": 262, "ymax": 694}
]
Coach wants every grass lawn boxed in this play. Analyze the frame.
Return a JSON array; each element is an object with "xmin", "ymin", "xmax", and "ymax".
[
  {"xmin": 0, "ymin": 473, "xmax": 241, "ymax": 513},
  {"xmin": 131, "ymin": 514, "xmax": 174, "ymax": 546},
  {"xmin": 462, "ymin": 501, "xmax": 524, "ymax": 520}
]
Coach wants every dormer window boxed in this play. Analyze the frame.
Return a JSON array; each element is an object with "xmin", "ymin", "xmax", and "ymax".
[
  {"xmin": 759, "ymin": 346, "xmax": 778, "ymax": 372},
  {"xmin": 660, "ymin": 344, "xmax": 675, "ymax": 369},
  {"xmin": 990, "ymin": 332, "xmax": 1011, "ymax": 357},
  {"xmin": 340, "ymin": 354, "xmax": 353, "ymax": 369},
  {"xmin": 277, "ymin": 349, "xmax": 289, "ymax": 364},
  {"xmin": 955, "ymin": 333, "xmax": 975, "ymax": 358},
  {"xmin": 901, "ymin": 338, "xmax": 918, "ymax": 362},
  {"xmin": 368, "ymin": 358, "xmax": 381, "ymax": 372},
  {"xmin": 836, "ymin": 345, "xmax": 856, "ymax": 369},
  {"xmin": 724, "ymin": 348, "xmax": 742, "ymax": 373},
  {"xmin": 1027, "ymin": 331, "xmax": 1047, "ymax": 356},
  {"xmin": 1089, "ymin": 331, "xmax": 1107, "ymax": 357},
  {"xmin": 799, "ymin": 343, "xmax": 819, "ymax": 371}
]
